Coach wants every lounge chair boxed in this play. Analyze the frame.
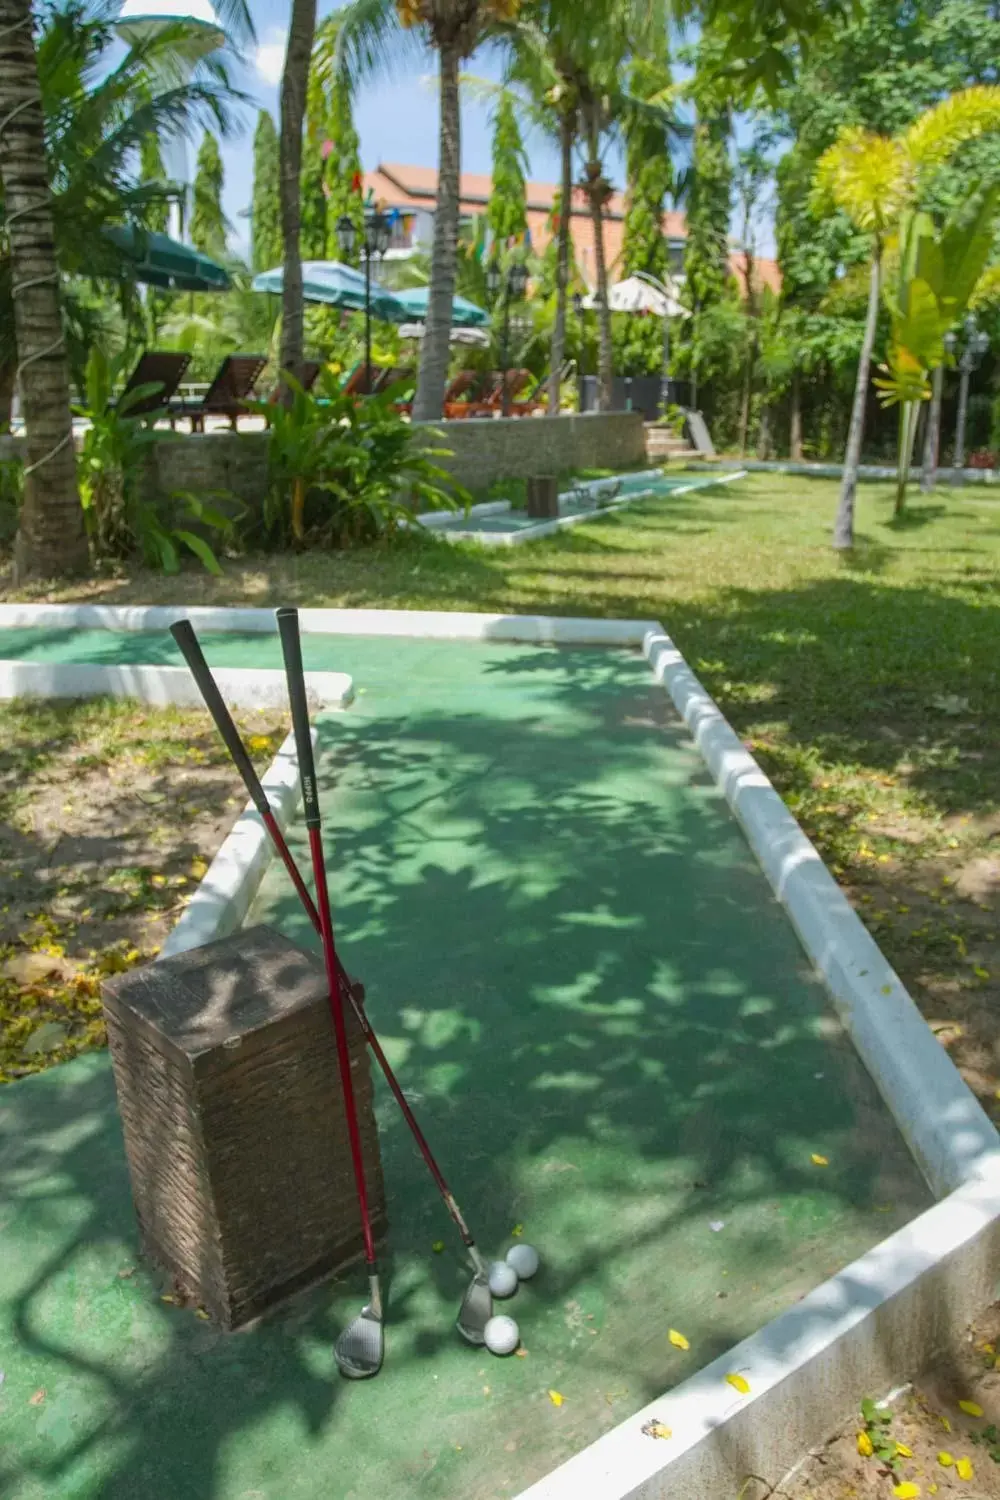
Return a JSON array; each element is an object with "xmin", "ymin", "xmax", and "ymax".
[
  {"xmin": 113, "ymin": 350, "xmax": 192, "ymax": 416},
  {"xmin": 442, "ymin": 369, "xmax": 490, "ymax": 418},
  {"xmin": 468, "ymin": 368, "xmax": 534, "ymax": 417},
  {"xmin": 169, "ymin": 354, "xmax": 269, "ymax": 432},
  {"xmin": 341, "ymin": 362, "xmax": 388, "ymax": 397}
]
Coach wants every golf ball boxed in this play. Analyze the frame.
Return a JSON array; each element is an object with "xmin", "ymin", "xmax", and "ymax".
[
  {"xmin": 484, "ymin": 1314, "xmax": 520, "ymax": 1356},
  {"xmin": 488, "ymin": 1261, "xmax": 519, "ymax": 1299},
  {"xmin": 506, "ymin": 1243, "xmax": 540, "ymax": 1280}
]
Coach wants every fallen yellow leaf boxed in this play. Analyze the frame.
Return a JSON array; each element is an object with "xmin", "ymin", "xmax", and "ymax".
[
  {"xmin": 28, "ymin": 1389, "xmax": 45, "ymax": 1406},
  {"xmin": 857, "ymin": 1430, "xmax": 874, "ymax": 1457},
  {"xmin": 725, "ymin": 1373, "xmax": 750, "ymax": 1395},
  {"xmin": 811, "ymin": 1154, "xmax": 829, "ymax": 1166},
  {"xmin": 982, "ymin": 1343, "xmax": 996, "ymax": 1356},
  {"xmin": 668, "ymin": 1329, "xmax": 690, "ymax": 1351},
  {"xmin": 929, "ymin": 1486, "xmax": 938, "ymax": 1495},
  {"xmin": 958, "ymin": 1400, "xmax": 983, "ymax": 1417},
  {"xmin": 940, "ymin": 1416, "xmax": 952, "ymax": 1432},
  {"xmin": 195, "ymin": 1308, "xmax": 210, "ymax": 1321},
  {"xmin": 892, "ymin": 1484, "xmax": 920, "ymax": 1499},
  {"xmin": 190, "ymin": 856, "xmax": 209, "ymax": 879},
  {"xmin": 938, "ymin": 1452, "xmax": 954, "ymax": 1466},
  {"xmin": 548, "ymin": 1390, "xmax": 563, "ymax": 1407},
  {"xmin": 895, "ymin": 1442, "xmax": 913, "ymax": 1457},
  {"xmin": 642, "ymin": 1419, "xmax": 672, "ymax": 1440},
  {"xmin": 151, "ymin": 875, "xmax": 167, "ymax": 887},
  {"xmin": 956, "ymin": 1458, "xmax": 973, "ymax": 1481}
]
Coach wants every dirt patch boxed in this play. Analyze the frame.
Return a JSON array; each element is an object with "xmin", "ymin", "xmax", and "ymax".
[
  {"xmin": 785, "ymin": 1305, "xmax": 1000, "ymax": 1498},
  {"xmin": 0, "ymin": 697, "xmax": 287, "ymax": 1083}
]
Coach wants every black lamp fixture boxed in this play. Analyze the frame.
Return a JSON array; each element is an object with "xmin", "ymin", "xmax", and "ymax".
[
  {"xmin": 337, "ymin": 207, "xmax": 393, "ymax": 395},
  {"xmin": 335, "ymin": 213, "xmax": 357, "ymax": 260},
  {"xmin": 365, "ymin": 209, "xmax": 392, "ymax": 260}
]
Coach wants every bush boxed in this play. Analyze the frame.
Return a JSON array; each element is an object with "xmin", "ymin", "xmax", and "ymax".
[{"xmin": 253, "ymin": 371, "xmax": 466, "ymax": 549}]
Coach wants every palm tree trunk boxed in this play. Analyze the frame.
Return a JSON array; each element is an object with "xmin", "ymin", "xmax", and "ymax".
[
  {"xmin": 833, "ymin": 249, "xmax": 881, "ymax": 551},
  {"xmin": 0, "ymin": 0, "xmax": 88, "ymax": 580},
  {"xmin": 895, "ymin": 399, "xmax": 919, "ymax": 514},
  {"xmin": 413, "ymin": 38, "xmax": 460, "ymax": 423},
  {"xmin": 278, "ymin": 0, "xmax": 316, "ymax": 384},
  {"xmin": 789, "ymin": 369, "xmax": 802, "ymax": 459},
  {"xmin": 548, "ymin": 108, "xmax": 574, "ymax": 416},
  {"xmin": 920, "ymin": 364, "xmax": 943, "ymax": 492}
]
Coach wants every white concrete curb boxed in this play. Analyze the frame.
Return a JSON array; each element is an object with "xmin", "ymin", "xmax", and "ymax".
[
  {"xmin": 0, "ymin": 660, "xmax": 353, "ymax": 710},
  {"xmin": 158, "ymin": 727, "xmax": 312, "ymax": 962},
  {"xmin": 0, "ymin": 603, "xmax": 654, "ymax": 646},
  {"xmin": 642, "ymin": 625, "xmax": 999, "ymax": 1198},
  {"xmin": 428, "ymin": 471, "xmax": 747, "ymax": 548}
]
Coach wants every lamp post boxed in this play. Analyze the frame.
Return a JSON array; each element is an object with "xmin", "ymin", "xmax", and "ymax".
[
  {"xmin": 487, "ymin": 257, "xmax": 529, "ymax": 417},
  {"xmin": 337, "ymin": 208, "xmax": 392, "ymax": 393},
  {"xmin": 946, "ymin": 313, "xmax": 990, "ymax": 470}
]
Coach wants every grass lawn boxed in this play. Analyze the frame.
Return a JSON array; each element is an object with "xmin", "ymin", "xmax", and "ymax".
[
  {"xmin": 2, "ymin": 470, "xmax": 999, "ymax": 1113},
  {"xmin": 0, "ymin": 700, "xmax": 286, "ymax": 1084}
]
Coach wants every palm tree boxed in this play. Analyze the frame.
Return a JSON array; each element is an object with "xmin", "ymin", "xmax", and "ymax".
[
  {"xmin": 339, "ymin": 0, "xmax": 523, "ymax": 421},
  {"xmin": 813, "ymin": 86, "xmax": 1000, "ymax": 549},
  {"xmin": 0, "ymin": 0, "xmax": 251, "ymax": 580},
  {"xmin": 278, "ymin": 0, "xmax": 317, "ymax": 384},
  {"xmin": 0, "ymin": 0, "xmax": 88, "ymax": 578}
]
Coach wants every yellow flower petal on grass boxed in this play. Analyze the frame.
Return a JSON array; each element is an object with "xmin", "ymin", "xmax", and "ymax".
[
  {"xmin": 956, "ymin": 1458, "xmax": 973, "ymax": 1481},
  {"xmin": 958, "ymin": 1400, "xmax": 983, "ymax": 1417},
  {"xmin": 811, "ymin": 1153, "xmax": 829, "ymax": 1166},
  {"xmin": 668, "ymin": 1329, "xmax": 690, "ymax": 1351},
  {"xmin": 548, "ymin": 1390, "xmax": 563, "ymax": 1407},
  {"xmin": 938, "ymin": 1452, "xmax": 954, "ymax": 1466},
  {"xmin": 857, "ymin": 1430, "xmax": 874, "ymax": 1457},
  {"xmin": 892, "ymin": 1484, "xmax": 920, "ymax": 1499},
  {"xmin": 725, "ymin": 1373, "xmax": 750, "ymax": 1394},
  {"xmin": 896, "ymin": 1442, "xmax": 913, "ymax": 1457}
]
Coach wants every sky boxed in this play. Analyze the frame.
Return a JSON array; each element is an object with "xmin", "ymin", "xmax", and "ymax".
[{"xmin": 206, "ymin": 0, "xmax": 774, "ymax": 260}]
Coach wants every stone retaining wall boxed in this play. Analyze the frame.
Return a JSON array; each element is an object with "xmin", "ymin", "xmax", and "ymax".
[{"xmin": 1, "ymin": 412, "xmax": 647, "ymax": 521}]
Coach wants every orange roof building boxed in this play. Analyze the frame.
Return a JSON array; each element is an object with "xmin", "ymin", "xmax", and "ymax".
[{"xmin": 363, "ymin": 161, "xmax": 780, "ymax": 297}]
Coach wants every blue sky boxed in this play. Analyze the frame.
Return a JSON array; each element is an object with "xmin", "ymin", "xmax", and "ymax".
[{"xmin": 215, "ymin": 0, "xmax": 773, "ymax": 257}]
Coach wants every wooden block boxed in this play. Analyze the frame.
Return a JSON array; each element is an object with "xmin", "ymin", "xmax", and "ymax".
[
  {"xmin": 526, "ymin": 474, "xmax": 559, "ymax": 519},
  {"xmin": 102, "ymin": 925, "xmax": 387, "ymax": 1328}
]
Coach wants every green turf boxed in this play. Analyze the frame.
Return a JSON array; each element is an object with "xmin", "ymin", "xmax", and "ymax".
[{"xmin": 0, "ymin": 634, "xmax": 930, "ymax": 1500}]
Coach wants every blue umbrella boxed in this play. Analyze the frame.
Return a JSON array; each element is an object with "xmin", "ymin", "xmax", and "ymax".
[
  {"xmin": 252, "ymin": 260, "xmax": 409, "ymax": 321},
  {"xmin": 391, "ymin": 286, "xmax": 490, "ymax": 328}
]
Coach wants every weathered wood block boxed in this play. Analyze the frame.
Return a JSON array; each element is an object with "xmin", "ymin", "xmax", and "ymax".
[
  {"xmin": 101, "ymin": 925, "xmax": 387, "ymax": 1329},
  {"xmin": 526, "ymin": 474, "xmax": 559, "ymax": 519}
]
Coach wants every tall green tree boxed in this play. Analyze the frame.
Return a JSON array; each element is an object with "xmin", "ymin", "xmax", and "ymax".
[
  {"xmin": 190, "ymin": 131, "xmax": 227, "ymax": 257},
  {"xmin": 309, "ymin": 19, "xmax": 365, "ymax": 264},
  {"xmin": 814, "ymin": 85, "xmax": 1000, "ymax": 547},
  {"xmin": 323, "ymin": 71, "xmax": 364, "ymax": 262},
  {"xmin": 683, "ymin": 105, "xmax": 732, "ymax": 406},
  {"xmin": 251, "ymin": 110, "xmax": 282, "ymax": 272},
  {"xmin": 339, "ymin": 0, "xmax": 526, "ymax": 421},
  {"xmin": 0, "ymin": 1, "xmax": 245, "ymax": 579},
  {"xmin": 621, "ymin": 58, "xmax": 673, "ymax": 282},
  {"xmin": 278, "ymin": 0, "xmax": 318, "ymax": 383},
  {"xmin": 488, "ymin": 92, "xmax": 528, "ymax": 246}
]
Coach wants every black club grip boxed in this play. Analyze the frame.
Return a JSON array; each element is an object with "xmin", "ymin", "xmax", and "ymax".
[
  {"xmin": 276, "ymin": 607, "xmax": 321, "ymax": 829},
  {"xmin": 169, "ymin": 619, "xmax": 270, "ymax": 816}
]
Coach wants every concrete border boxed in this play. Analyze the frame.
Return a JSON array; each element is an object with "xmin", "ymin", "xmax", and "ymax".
[
  {"xmin": 159, "ymin": 728, "xmax": 314, "ymax": 962},
  {"xmin": 0, "ymin": 602, "xmax": 654, "ymax": 646},
  {"xmin": 0, "ymin": 659, "xmax": 354, "ymax": 710},
  {"xmin": 709, "ymin": 456, "xmax": 1000, "ymax": 486},
  {"xmin": 422, "ymin": 471, "xmax": 747, "ymax": 548},
  {"xmin": 643, "ymin": 626, "xmax": 999, "ymax": 1200}
]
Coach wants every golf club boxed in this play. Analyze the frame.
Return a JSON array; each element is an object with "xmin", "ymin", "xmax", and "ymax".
[
  {"xmin": 168, "ymin": 618, "xmax": 493, "ymax": 1344},
  {"xmin": 276, "ymin": 605, "xmax": 384, "ymax": 1379}
]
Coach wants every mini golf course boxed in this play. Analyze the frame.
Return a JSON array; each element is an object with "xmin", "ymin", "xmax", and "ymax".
[{"xmin": 0, "ymin": 624, "xmax": 934, "ymax": 1500}]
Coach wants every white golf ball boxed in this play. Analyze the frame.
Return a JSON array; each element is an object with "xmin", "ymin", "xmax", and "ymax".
[
  {"xmin": 484, "ymin": 1314, "xmax": 520, "ymax": 1356},
  {"xmin": 506, "ymin": 1243, "xmax": 540, "ymax": 1280},
  {"xmin": 488, "ymin": 1260, "xmax": 519, "ymax": 1299}
]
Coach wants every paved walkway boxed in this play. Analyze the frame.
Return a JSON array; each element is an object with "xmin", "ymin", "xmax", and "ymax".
[{"xmin": 0, "ymin": 634, "xmax": 930, "ymax": 1500}]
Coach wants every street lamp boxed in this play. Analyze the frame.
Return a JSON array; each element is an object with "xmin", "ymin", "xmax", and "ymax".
[
  {"xmin": 487, "ymin": 257, "xmax": 529, "ymax": 417},
  {"xmin": 945, "ymin": 313, "xmax": 990, "ymax": 469},
  {"xmin": 337, "ymin": 207, "xmax": 392, "ymax": 394}
]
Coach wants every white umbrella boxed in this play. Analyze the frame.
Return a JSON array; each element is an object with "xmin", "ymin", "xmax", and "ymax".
[
  {"xmin": 583, "ymin": 276, "xmax": 688, "ymax": 319},
  {"xmin": 398, "ymin": 323, "xmax": 491, "ymax": 347}
]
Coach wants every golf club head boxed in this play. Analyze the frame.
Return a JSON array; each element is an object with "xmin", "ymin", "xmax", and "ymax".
[
  {"xmin": 456, "ymin": 1272, "xmax": 492, "ymax": 1346},
  {"xmin": 335, "ymin": 1306, "xmax": 384, "ymax": 1379}
]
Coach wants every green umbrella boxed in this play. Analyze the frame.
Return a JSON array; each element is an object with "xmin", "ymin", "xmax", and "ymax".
[
  {"xmin": 104, "ymin": 225, "xmax": 231, "ymax": 292},
  {"xmin": 392, "ymin": 286, "xmax": 489, "ymax": 327},
  {"xmin": 252, "ymin": 260, "xmax": 409, "ymax": 321}
]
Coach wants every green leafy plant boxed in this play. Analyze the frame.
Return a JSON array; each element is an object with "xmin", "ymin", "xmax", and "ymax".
[
  {"xmin": 76, "ymin": 349, "xmax": 234, "ymax": 574},
  {"xmin": 254, "ymin": 371, "xmax": 465, "ymax": 549},
  {"xmin": 858, "ymin": 1397, "xmax": 902, "ymax": 1473}
]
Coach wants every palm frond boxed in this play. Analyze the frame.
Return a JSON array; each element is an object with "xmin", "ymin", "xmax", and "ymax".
[{"xmin": 904, "ymin": 86, "xmax": 1000, "ymax": 173}]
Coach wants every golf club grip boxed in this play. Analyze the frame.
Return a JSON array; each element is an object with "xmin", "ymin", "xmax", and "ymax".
[
  {"xmin": 276, "ymin": 607, "xmax": 320, "ymax": 829},
  {"xmin": 170, "ymin": 621, "xmax": 269, "ymax": 817}
]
